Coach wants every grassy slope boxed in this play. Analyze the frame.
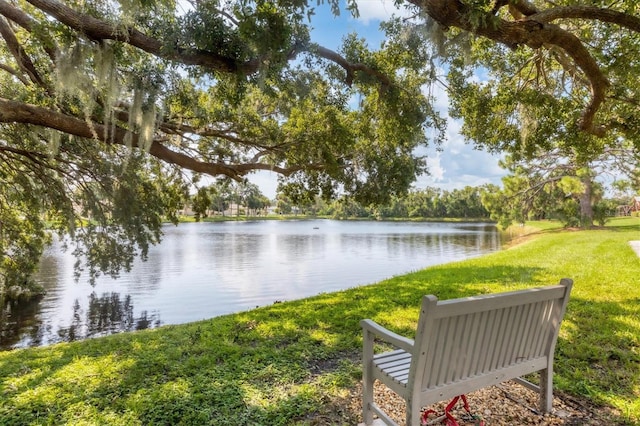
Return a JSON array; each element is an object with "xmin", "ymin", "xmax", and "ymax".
[{"xmin": 0, "ymin": 218, "xmax": 638, "ymax": 425}]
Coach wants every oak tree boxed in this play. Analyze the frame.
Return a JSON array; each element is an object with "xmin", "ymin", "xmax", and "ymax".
[
  {"xmin": 0, "ymin": 0, "xmax": 443, "ymax": 297},
  {"xmin": 420, "ymin": 0, "xmax": 640, "ymax": 226},
  {"xmin": 417, "ymin": 0, "xmax": 640, "ymax": 143}
]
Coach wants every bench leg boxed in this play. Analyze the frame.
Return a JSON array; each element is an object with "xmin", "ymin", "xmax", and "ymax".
[
  {"xmin": 362, "ymin": 375, "xmax": 374, "ymax": 424},
  {"xmin": 539, "ymin": 367, "xmax": 553, "ymax": 413},
  {"xmin": 406, "ymin": 397, "xmax": 422, "ymax": 426},
  {"xmin": 362, "ymin": 330, "xmax": 374, "ymax": 425}
]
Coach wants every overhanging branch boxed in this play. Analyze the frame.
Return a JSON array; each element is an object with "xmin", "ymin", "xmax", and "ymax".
[
  {"xmin": 0, "ymin": 98, "xmax": 313, "ymax": 179},
  {"xmin": 0, "ymin": 0, "xmax": 58, "ymax": 61},
  {"xmin": 25, "ymin": 0, "xmax": 252, "ymax": 74},
  {"xmin": 0, "ymin": 16, "xmax": 46, "ymax": 88},
  {"xmin": 414, "ymin": 0, "xmax": 613, "ymax": 136},
  {"xmin": 529, "ymin": 6, "xmax": 640, "ymax": 31}
]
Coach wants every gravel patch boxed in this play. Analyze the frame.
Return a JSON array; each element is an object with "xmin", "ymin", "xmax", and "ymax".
[{"xmin": 349, "ymin": 379, "xmax": 626, "ymax": 425}]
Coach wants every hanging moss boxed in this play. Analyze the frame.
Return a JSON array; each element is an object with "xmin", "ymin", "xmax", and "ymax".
[
  {"xmin": 52, "ymin": 38, "xmax": 165, "ymax": 152},
  {"xmin": 46, "ymin": 129, "xmax": 61, "ymax": 156},
  {"xmin": 139, "ymin": 107, "xmax": 157, "ymax": 152}
]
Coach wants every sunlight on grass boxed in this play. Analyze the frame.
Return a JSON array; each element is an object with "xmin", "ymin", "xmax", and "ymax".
[
  {"xmin": 8, "ymin": 352, "xmax": 136, "ymax": 424},
  {"xmin": 54, "ymin": 354, "xmax": 134, "ymax": 390},
  {"xmin": 3, "ymin": 366, "xmax": 45, "ymax": 392},
  {"xmin": 60, "ymin": 402, "xmax": 141, "ymax": 426},
  {"xmin": 241, "ymin": 382, "xmax": 276, "ymax": 409},
  {"xmin": 308, "ymin": 325, "xmax": 339, "ymax": 346}
]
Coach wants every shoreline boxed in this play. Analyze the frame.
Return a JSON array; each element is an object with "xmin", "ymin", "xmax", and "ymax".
[{"xmin": 1, "ymin": 217, "xmax": 638, "ymax": 425}]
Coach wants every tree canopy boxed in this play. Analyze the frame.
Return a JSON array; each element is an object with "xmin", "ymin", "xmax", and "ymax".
[
  {"xmin": 1, "ymin": 0, "xmax": 448, "ymax": 294},
  {"xmin": 430, "ymin": 0, "xmax": 640, "ymax": 227},
  {"xmin": 425, "ymin": 0, "xmax": 640, "ymax": 144},
  {"xmin": 2, "ymin": 0, "xmax": 640, "ymax": 295},
  {"xmin": 480, "ymin": 139, "xmax": 638, "ymax": 228}
]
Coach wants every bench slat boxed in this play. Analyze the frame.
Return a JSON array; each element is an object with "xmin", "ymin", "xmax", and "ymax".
[
  {"xmin": 448, "ymin": 315, "xmax": 468, "ymax": 384},
  {"xmin": 501, "ymin": 306, "xmax": 521, "ymax": 367},
  {"xmin": 386, "ymin": 366, "xmax": 410, "ymax": 377},
  {"xmin": 519, "ymin": 303, "xmax": 541, "ymax": 359},
  {"xmin": 380, "ymin": 361, "xmax": 412, "ymax": 373},
  {"xmin": 473, "ymin": 310, "xmax": 492, "ymax": 376},
  {"xmin": 491, "ymin": 305, "xmax": 512, "ymax": 371},
  {"xmin": 374, "ymin": 350, "xmax": 411, "ymax": 362},
  {"xmin": 461, "ymin": 311, "xmax": 482, "ymax": 380},
  {"xmin": 432, "ymin": 285, "xmax": 567, "ymax": 317}
]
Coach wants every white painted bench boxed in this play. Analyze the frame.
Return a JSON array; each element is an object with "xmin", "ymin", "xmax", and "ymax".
[{"xmin": 361, "ymin": 279, "xmax": 573, "ymax": 426}]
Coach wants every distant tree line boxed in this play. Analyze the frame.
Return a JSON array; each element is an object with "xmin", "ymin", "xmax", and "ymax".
[
  {"xmin": 189, "ymin": 180, "xmax": 271, "ymax": 220},
  {"xmin": 191, "ymin": 181, "xmax": 638, "ymax": 228},
  {"xmin": 274, "ymin": 185, "xmax": 491, "ymax": 220}
]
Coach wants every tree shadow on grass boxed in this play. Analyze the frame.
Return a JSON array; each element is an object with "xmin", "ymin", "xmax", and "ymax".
[{"xmin": 555, "ymin": 296, "xmax": 640, "ymax": 417}]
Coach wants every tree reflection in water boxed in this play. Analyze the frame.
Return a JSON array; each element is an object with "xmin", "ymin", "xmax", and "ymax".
[
  {"xmin": 0, "ymin": 296, "xmax": 47, "ymax": 348},
  {"xmin": 1, "ymin": 292, "xmax": 161, "ymax": 349},
  {"xmin": 56, "ymin": 292, "xmax": 161, "ymax": 342},
  {"xmin": 3, "ymin": 221, "xmax": 501, "ymax": 350}
]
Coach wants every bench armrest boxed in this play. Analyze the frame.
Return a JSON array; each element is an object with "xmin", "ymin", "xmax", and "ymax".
[{"xmin": 360, "ymin": 319, "xmax": 414, "ymax": 353}]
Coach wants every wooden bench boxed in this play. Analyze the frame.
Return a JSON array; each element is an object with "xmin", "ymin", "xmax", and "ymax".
[{"xmin": 361, "ymin": 278, "xmax": 573, "ymax": 426}]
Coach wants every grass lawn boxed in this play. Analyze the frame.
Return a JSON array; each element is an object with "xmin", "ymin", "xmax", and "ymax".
[{"xmin": 0, "ymin": 217, "xmax": 638, "ymax": 425}]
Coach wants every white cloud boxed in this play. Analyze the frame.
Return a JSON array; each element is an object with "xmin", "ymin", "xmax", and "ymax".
[
  {"xmin": 424, "ymin": 71, "xmax": 450, "ymax": 113},
  {"xmin": 354, "ymin": 0, "xmax": 410, "ymax": 24},
  {"xmin": 425, "ymin": 153, "xmax": 445, "ymax": 181},
  {"xmin": 250, "ymin": 170, "xmax": 280, "ymax": 200},
  {"xmin": 175, "ymin": 0, "xmax": 193, "ymax": 14},
  {"xmin": 415, "ymin": 142, "xmax": 505, "ymax": 192},
  {"xmin": 415, "ymin": 70, "xmax": 507, "ymax": 191}
]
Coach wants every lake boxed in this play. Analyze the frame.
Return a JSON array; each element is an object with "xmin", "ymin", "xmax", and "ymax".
[{"xmin": 0, "ymin": 220, "xmax": 501, "ymax": 350}]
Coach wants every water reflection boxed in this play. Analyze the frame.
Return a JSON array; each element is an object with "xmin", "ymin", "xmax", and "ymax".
[
  {"xmin": 1, "ymin": 292, "xmax": 160, "ymax": 348},
  {"xmin": 56, "ymin": 292, "xmax": 161, "ymax": 342},
  {"xmin": 1, "ymin": 220, "xmax": 500, "ymax": 350},
  {"xmin": 0, "ymin": 296, "xmax": 46, "ymax": 348}
]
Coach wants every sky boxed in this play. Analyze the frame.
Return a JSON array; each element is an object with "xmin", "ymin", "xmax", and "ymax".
[{"xmin": 250, "ymin": 0, "xmax": 507, "ymax": 199}]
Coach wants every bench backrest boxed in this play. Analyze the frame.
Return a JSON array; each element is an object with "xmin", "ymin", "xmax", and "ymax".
[{"xmin": 409, "ymin": 280, "xmax": 572, "ymax": 394}]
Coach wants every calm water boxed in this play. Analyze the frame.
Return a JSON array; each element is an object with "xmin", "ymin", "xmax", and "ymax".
[{"xmin": 0, "ymin": 220, "xmax": 500, "ymax": 350}]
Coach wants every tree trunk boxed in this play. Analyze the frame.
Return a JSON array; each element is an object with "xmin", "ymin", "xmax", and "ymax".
[{"xmin": 579, "ymin": 176, "xmax": 594, "ymax": 227}]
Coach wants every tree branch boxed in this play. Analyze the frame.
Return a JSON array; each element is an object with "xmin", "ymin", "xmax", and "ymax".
[
  {"xmin": 0, "ymin": 16, "xmax": 46, "ymax": 88},
  {"xmin": 25, "ymin": 0, "xmax": 396, "ymax": 88},
  {"xmin": 0, "ymin": 98, "xmax": 307, "ymax": 179},
  {"xmin": 25, "ymin": 0, "xmax": 259, "ymax": 74},
  {"xmin": 415, "ymin": 0, "xmax": 611, "ymax": 136},
  {"xmin": 0, "ymin": 62, "xmax": 30, "ymax": 85},
  {"xmin": 313, "ymin": 45, "xmax": 392, "ymax": 87},
  {"xmin": 509, "ymin": 0, "xmax": 538, "ymax": 17},
  {"xmin": 112, "ymin": 105, "xmax": 289, "ymax": 155},
  {"xmin": 529, "ymin": 6, "xmax": 640, "ymax": 32},
  {"xmin": 0, "ymin": 0, "xmax": 58, "ymax": 61}
]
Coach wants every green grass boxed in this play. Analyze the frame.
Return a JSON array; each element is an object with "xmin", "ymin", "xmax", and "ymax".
[{"xmin": 1, "ymin": 217, "xmax": 638, "ymax": 425}]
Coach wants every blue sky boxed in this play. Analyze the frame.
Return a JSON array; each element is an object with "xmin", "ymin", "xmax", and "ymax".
[{"xmin": 251, "ymin": 0, "xmax": 507, "ymax": 198}]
